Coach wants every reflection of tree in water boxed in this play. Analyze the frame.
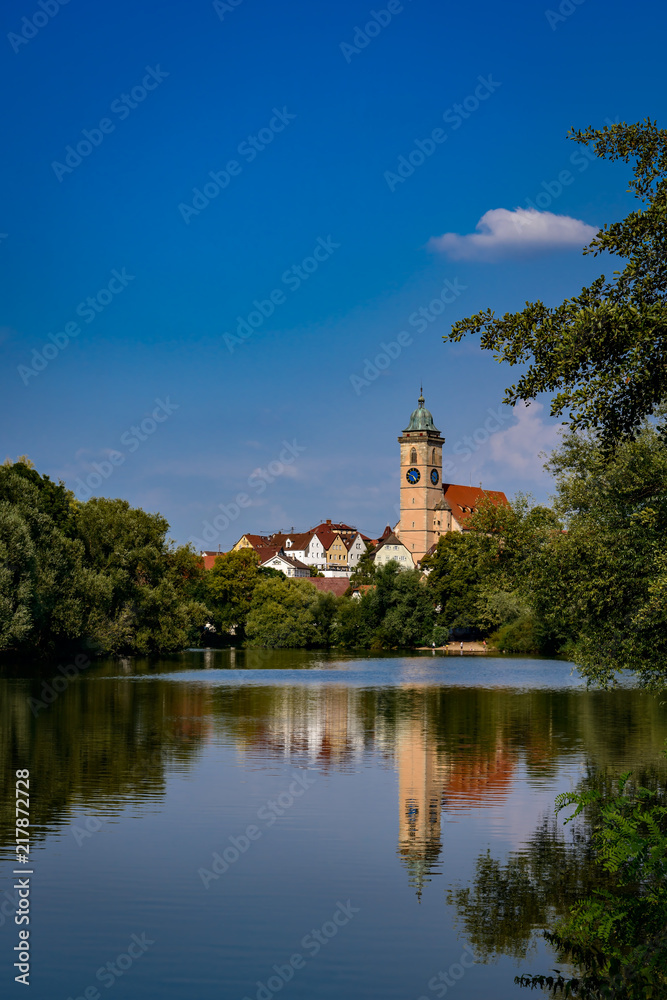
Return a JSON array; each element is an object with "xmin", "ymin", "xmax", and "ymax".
[
  {"xmin": 0, "ymin": 674, "xmax": 209, "ymax": 856},
  {"xmin": 446, "ymin": 764, "xmax": 667, "ymax": 964}
]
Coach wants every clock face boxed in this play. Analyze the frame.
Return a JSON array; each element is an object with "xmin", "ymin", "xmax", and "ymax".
[
  {"xmin": 430, "ymin": 469, "xmax": 439, "ymax": 486},
  {"xmin": 406, "ymin": 468, "xmax": 420, "ymax": 485}
]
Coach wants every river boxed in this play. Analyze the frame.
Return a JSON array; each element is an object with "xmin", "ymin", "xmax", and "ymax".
[{"xmin": 0, "ymin": 650, "xmax": 664, "ymax": 999}]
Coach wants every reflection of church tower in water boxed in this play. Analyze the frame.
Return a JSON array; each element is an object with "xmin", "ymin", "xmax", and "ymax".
[{"xmin": 396, "ymin": 712, "xmax": 443, "ymax": 899}]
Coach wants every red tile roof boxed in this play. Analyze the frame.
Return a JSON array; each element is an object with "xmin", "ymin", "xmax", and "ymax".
[
  {"xmin": 201, "ymin": 551, "xmax": 224, "ymax": 570},
  {"xmin": 443, "ymin": 484, "xmax": 509, "ymax": 525},
  {"xmin": 255, "ymin": 545, "xmax": 282, "ymax": 562},
  {"xmin": 311, "ymin": 520, "xmax": 359, "ymax": 534},
  {"xmin": 313, "ymin": 527, "xmax": 337, "ymax": 551},
  {"xmin": 301, "ymin": 578, "xmax": 350, "ymax": 597}
]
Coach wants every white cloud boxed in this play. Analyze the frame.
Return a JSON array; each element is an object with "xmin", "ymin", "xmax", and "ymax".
[
  {"xmin": 428, "ymin": 207, "xmax": 598, "ymax": 261},
  {"xmin": 487, "ymin": 401, "xmax": 562, "ymax": 479}
]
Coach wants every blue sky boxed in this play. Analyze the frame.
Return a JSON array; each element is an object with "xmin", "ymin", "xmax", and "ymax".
[{"xmin": 2, "ymin": 0, "xmax": 665, "ymax": 546}]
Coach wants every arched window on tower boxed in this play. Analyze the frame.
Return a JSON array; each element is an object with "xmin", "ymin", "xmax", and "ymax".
[
  {"xmin": 431, "ymin": 448, "xmax": 436, "ymax": 465},
  {"xmin": 410, "ymin": 448, "xmax": 417, "ymax": 464}
]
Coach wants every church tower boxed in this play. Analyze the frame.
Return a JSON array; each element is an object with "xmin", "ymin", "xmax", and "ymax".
[{"xmin": 397, "ymin": 391, "xmax": 445, "ymax": 564}]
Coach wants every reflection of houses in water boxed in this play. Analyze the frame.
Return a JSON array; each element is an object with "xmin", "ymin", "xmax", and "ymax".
[
  {"xmin": 441, "ymin": 744, "xmax": 515, "ymax": 810},
  {"xmin": 232, "ymin": 688, "xmax": 368, "ymax": 769},
  {"xmin": 167, "ymin": 687, "xmax": 212, "ymax": 745}
]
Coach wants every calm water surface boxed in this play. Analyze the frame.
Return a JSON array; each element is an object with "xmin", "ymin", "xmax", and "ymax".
[{"xmin": 1, "ymin": 651, "xmax": 665, "ymax": 999}]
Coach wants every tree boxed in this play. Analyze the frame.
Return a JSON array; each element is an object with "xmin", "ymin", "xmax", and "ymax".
[
  {"xmin": 245, "ymin": 577, "xmax": 336, "ymax": 648},
  {"xmin": 423, "ymin": 533, "xmax": 485, "ymax": 631},
  {"xmin": 0, "ymin": 466, "xmax": 212, "ymax": 658},
  {"xmin": 349, "ymin": 543, "xmax": 376, "ymax": 586},
  {"xmin": 0, "ymin": 465, "xmax": 93, "ymax": 654},
  {"xmin": 445, "ymin": 120, "xmax": 667, "ymax": 446},
  {"xmin": 336, "ymin": 562, "xmax": 434, "ymax": 649},
  {"xmin": 530, "ymin": 421, "xmax": 667, "ymax": 686},
  {"xmin": 206, "ymin": 548, "xmax": 261, "ymax": 636},
  {"xmin": 0, "ymin": 504, "xmax": 35, "ymax": 648}
]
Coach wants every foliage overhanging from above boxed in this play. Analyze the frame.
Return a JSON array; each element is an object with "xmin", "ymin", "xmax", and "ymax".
[{"xmin": 445, "ymin": 119, "xmax": 667, "ymax": 446}]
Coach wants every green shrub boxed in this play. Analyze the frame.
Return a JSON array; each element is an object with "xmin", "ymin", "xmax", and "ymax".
[{"xmin": 489, "ymin": 613, "xmax": 539, "ymax": 653}]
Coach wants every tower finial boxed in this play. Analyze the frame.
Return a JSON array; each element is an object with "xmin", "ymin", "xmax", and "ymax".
[{"xmin": 418, "ymin": 384, "xmax": 425, "ymax": 406}]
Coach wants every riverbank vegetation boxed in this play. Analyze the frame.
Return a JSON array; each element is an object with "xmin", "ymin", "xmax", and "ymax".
[
  {"xmin": 0, "ymin": 459, "xmax": 211, "ymax": 658},
  {"xmin": 2, "ymin": 419, "xmax": 667, "ymax": 686}
]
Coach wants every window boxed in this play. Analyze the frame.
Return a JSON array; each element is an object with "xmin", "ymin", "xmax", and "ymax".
[
  {"xmin": 412, "ymin": 521, "xmax": 415, "ymax": 528},
  {"xmin": 410, "ymin": 448, "xmax": 417, "ymax": 463},
  {"xmin": 432, "ymin": 448, "xmax": 436, "ymax": 464}
]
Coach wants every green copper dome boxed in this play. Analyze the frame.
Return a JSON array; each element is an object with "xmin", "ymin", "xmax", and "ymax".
[{"xmin": 405, "ymin": 392, "xmax": 439, "ymax": 432}]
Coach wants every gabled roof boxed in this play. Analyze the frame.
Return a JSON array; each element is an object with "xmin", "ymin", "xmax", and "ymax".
[
  {"xmin": 238, "ymin": 533, "xmax": 271, "ymax": 550},
  {"xmin": 282, "ymin": 555, "xmax": 310, "ymax": 570},
  {"xmin": 269, "ymin": 531, "xmax": 313, "ymax": 551},
  {"xmin": 255, "ymin": 545, "xmax": 282, "ymax": 562},
  {"xmin": 443, "ymin": 484, "xmax": 509, "ymax": 525},
  {"xmin": 342, "ymin": 532, "xmax": 366, "ymax": 551},
  {"xmin": 373, "ymin": 530, "xmax": 409, "ymax": 552},
  {"xmin": 313, "ymin": 527, "xmax": 337, "ymax": 551},
  {"xmin": 260, "ymin": 552, "xmax": 309, "ymax": 571}
]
